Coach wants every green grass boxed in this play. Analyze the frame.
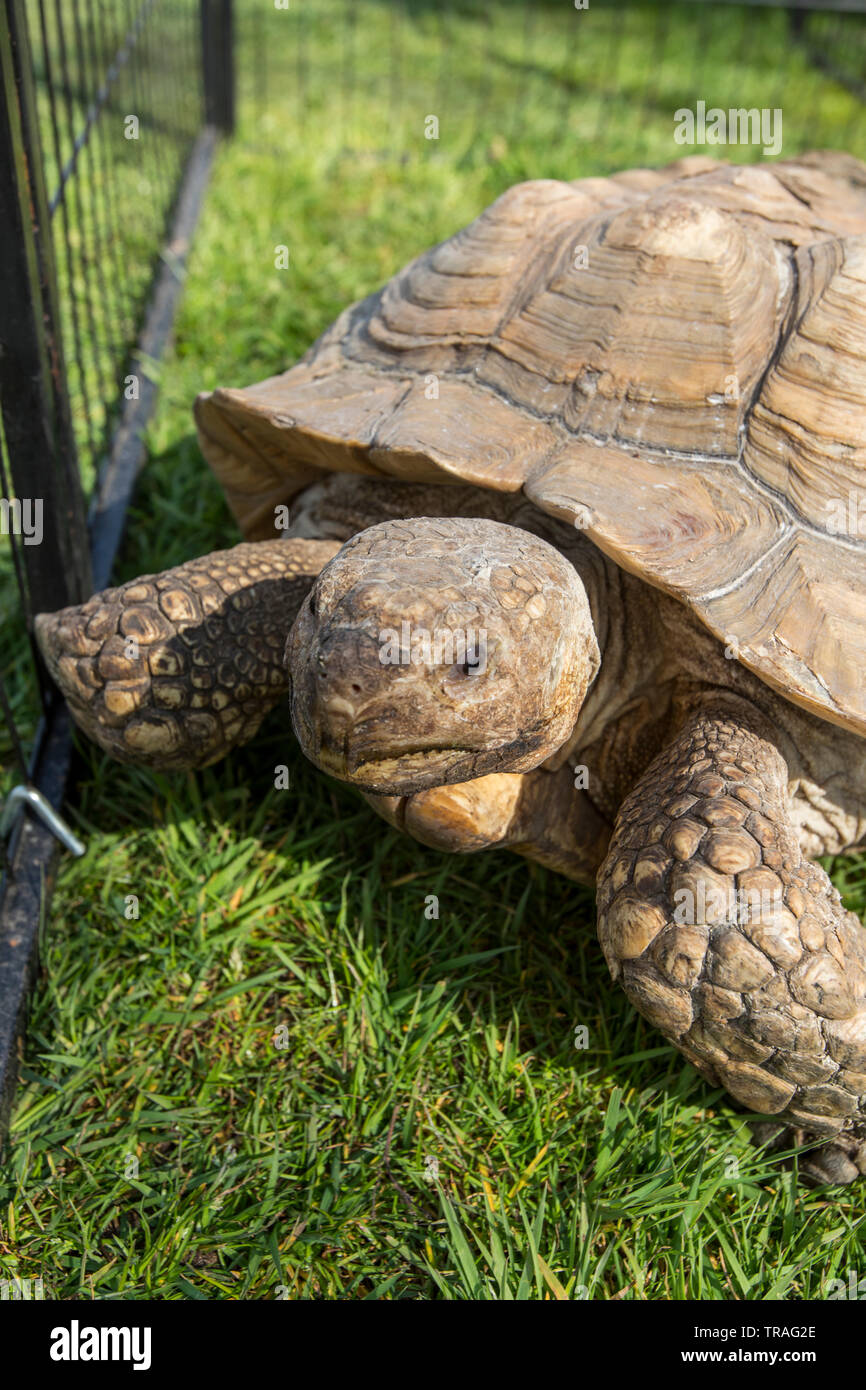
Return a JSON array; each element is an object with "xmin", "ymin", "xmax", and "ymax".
[{"xmin": 2, "ymin": 0, "xmax": 866, "ymax": 1300}]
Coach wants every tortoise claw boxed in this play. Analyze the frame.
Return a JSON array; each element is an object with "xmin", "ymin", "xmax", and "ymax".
[{"xmin": 752, "ymin": 1119, "xmax": 866, "ymax": 1186}]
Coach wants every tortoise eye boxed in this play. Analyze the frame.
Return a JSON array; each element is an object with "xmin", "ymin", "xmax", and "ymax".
[{"xmin": 454, "ymin": 658, "xmax": 480, "ymax": 677}]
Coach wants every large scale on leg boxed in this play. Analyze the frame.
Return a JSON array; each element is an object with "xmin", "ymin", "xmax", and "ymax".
[{"xmin": 36, "ymin": 153, "xmax": 866, "ymax": 1180}]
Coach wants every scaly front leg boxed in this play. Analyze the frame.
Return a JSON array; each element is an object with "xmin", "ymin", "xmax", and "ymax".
[
  {"xmin": 35, "ymin": 539, "xmax": 339, "ymax": 770},
  {"xmin": 597, "ymin": 696, "xmax": 866, "ymax": 1183}
]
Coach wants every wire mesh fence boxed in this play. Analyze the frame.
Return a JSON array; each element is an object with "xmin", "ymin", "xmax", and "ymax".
[
  {"xmin": 0, "ymin": 0, "xmax": 215, "ymax": 1135},
  {"xmin": 234, "ymin": 0, "xmax": 866, "ymax": 175},
  {"xmin": 0, "ymin": 0, "xmax": 205, "ymax": 795},
  {"xmin": 28, "ymin": 0, "xmax": 204, "ymax": 497}
]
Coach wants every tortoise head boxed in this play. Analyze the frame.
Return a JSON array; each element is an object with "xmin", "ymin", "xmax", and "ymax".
[{"xmin": 287, "ymin": 516, "xmax": 600, "ymax": 795}]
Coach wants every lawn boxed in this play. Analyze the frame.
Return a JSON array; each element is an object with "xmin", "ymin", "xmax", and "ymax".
[{"xmin": 2, "ymin": 0, "xmax": 866, "ymax": 1299}]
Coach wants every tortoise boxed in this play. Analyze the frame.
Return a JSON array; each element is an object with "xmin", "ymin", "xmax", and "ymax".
[{"xmin": 36, "ymin": 151, "xmax": 866, "ymax": 1183}]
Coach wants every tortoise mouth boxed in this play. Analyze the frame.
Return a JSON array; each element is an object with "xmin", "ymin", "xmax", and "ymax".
[
  {"xmin": 313, "ymin": 739, "xmax": 480, "ymax": 793},
  {"xmin": 308, "ymin": 725, "xmax": 556, "ymax": 795}
]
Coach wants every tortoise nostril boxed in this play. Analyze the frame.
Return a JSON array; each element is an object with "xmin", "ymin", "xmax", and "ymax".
[{"xmin": 351, "ymin": 682, "xmax": 362, "ymax": 694}]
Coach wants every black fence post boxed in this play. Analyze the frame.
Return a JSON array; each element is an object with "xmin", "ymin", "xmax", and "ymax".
[
  {"xmin": 201, "ymin": 0, "xmax": 235, "ymax": 134},
  {"xmin": 788, "ymin": 6, "xmax": 806, "ymax": 38},
  {"xmin": 0, "ymin": 0, "xmax": 93, "ymax": 627}
]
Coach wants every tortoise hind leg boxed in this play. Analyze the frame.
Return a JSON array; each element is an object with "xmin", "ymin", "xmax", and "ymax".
[
  {"xmin": 597, "ymin": 696, "xmax": 866, "ymax": 1184},
  {"xmin": 364, "ymin": 763, "xmax": 612, "ymax": 884},
  {"xmin": 35, "ymin": 539, "xmax": 340, "ymax": 770}
]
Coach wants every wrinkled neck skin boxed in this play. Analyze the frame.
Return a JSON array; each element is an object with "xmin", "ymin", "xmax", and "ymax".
[
  {"xmin": 562, "ymin": 531, "xmax": 866, "ymax": 860},
  {"xmin": 540, "ymin": 531, "xmax": 673, "ymax": 822}
]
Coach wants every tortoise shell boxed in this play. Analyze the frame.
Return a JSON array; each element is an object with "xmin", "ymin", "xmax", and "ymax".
[{"xmin": 194, "ymin": 152, "xmax": 866, "ymax": 738}]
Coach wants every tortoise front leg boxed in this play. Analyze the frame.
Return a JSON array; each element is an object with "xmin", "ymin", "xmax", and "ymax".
[
  {"xmin": 364, "ymin": 763, "xmax": 611, "ymax": 884},
  {"xmin": 597, "ymin": 697, "xmax": 866, "ymax": 1183},
  {"xmin": 35, "ymin": 539, "xmax": 339, "ymax": 770}
]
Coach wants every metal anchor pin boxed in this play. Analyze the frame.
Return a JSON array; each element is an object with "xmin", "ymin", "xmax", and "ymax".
[{"xmin": 0, "ymin": 785, "xmax": 85, "ymax": 858}]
